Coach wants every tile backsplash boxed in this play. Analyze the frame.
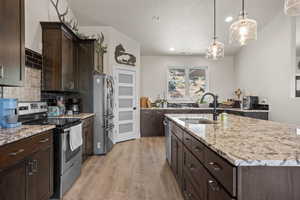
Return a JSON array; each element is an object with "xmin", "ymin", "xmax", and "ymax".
[{"xmin": 3, "ymin": 67, "xmax": 41, "ymax": 101}]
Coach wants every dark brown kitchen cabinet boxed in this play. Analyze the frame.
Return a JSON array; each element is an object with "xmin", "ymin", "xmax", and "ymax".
[
  {"xmin": 0, "ymin": 0, "xmax": 25, "ymax": 86},
  {"xmin": 0, "ymin": 130, "xmax": 53, "ymax": 200},
  {"xmin": 0, "ymin": 161, "xmax": 27, "ymax": 200},
  {"xmin": 27, "ymin": 145, "xmax": 53, "ymax": 200},
  {"xmin": 41, "ymin": 22, "xmax": 78, "ymax": 91},
  {"xmin": 82, "ymin": 117, "xmax": 94, "ymax": 163},
  {"xmin": 171, "ymin": 134, "xmax": 183, "ymax": 189}
]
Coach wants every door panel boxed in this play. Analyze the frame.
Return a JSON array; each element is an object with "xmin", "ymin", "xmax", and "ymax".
[
  {"xmin": 28, "ymin": 147, "xmax": 53, "ymax": 200},
  {"xmin": 0, "ymin": 161, "xmax": 26, "ymax": 200},
  {"xmin": 115, "ymin": 69, "xmax": 137, "ymax": 142}
]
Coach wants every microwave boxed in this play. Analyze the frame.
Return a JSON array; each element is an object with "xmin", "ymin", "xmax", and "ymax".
[{"xmin": 243, "ymin": 96, "xmax": 259, "ymax": 110}]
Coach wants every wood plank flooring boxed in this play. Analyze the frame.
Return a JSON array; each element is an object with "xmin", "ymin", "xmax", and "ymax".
[{"xmin": 63, "ymin": 137, "xmax": 184, "ymax": 200}]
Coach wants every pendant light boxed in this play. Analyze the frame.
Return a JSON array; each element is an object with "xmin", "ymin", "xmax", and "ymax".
[
  {"xmin": 285, "ymin": 0, "xmax": 300, "ymax": 16},
  {"xmin": 206, "ymin": 0, "xmax": 224, "ymax": 60},
  {"xmin": 229, "ymin": 0, "xmax": 257, "ymax": 46}
]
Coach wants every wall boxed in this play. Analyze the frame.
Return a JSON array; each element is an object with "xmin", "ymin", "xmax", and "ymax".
[
  {"xmin": 79, "ymin": 26, "xmax": 141, "ymax": 140},
  {"xmin": 234, "ymin": 11, "xmax": 300, "ymax": 125},
  {"xmin": 25, "ymin": 0, "xmax": 77, "ymax": 53},
  {"xmin": 141, "ymin": 56, "xmax": 235, "ymax": 102}
]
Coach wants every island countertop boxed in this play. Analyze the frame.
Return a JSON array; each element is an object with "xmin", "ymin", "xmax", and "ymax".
[
  {"xmin": 165, "ymin": 114, "xmax": 300, "ymax": 167},
  {"xmin": 0, "ymin": 125, "xmax": 56, "ymax": 147}
]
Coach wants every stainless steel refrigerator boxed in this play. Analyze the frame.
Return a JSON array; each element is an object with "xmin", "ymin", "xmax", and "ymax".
[{"xmin": 93, "ymin": 74, "xmax": 115, "ymax": 155}]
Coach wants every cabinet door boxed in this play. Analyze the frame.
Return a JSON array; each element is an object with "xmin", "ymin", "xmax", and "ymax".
[
  {"xmin": 82, "ymin": 126, "xmax": 87, "ymax": 162},
  {"xmin": 62, "ymin": 32, "xmax": 75, "ymax": 90},
  {"xmin": 171, "ymin": 135, "xmax": 178, "ymax": 177},
  {"xmin": 86, "ymin": 119, "xmax": 94, "ymax": 156},
  {"xmin": 28, "ymin": 146, "xmax": 53, "ymax": 200},
  {"xmin": 0, "ymin": 161, "xmax": 26, "ymax": 200},
  {"xmin": 177, "ymin": 140, "xmax": 183, "ymax": 189},
  {"xmin": 0, "ymin": 0, "xmax": 24, "ymax": 86}
]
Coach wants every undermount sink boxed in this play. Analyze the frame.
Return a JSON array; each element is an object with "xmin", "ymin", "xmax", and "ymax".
[{"xmin": 178, "ymin": 118, "xmax": 216, "ymax": 124}]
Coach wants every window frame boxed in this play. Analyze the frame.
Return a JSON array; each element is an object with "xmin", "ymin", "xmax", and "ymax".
[{"xmin": 166, "ymin": 66, "xmax": 209, "ymax": 102}]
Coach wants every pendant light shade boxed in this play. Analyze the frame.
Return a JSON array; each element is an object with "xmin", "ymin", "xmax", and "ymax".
[
  {"xmin": 206, "ymin": 0, "xmax": 224, "ymax": 60},
  {"xmin": 206, "ymin": 40, "xmax": 225, "ymax": 60},
  {"xmin": 229, "ymin": 0, "xmax": 257, "ymax": 46},
  {"xmin": 285, "ymin": 0, "xmax": 300, "ymax": 16}
]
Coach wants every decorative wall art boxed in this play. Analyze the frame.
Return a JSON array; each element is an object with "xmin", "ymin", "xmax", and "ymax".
[
  {"xmin": 50, "ymin": 0, "xmax": 79, "ymax": 34},
  {"xmin": 115, "ymin": 44, "xmax": 136, "ymax": 66},
  {"xmin": 94, "ymin": 33, "xmax": 108, "ymax": 73}
]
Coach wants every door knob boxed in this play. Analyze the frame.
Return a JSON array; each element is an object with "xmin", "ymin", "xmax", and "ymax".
[{"xmin": 133, "ymin": 107, "xmax": 137, "ymax": 110}]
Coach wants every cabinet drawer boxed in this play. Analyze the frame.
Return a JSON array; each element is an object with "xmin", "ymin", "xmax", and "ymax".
[
  {"xmin": 0, "ymin": 131, "xmax": 53, "ymax": 170},
  {"xmin": 183, "ymin": 146, "xmax": 206, "ymax": 200},
  {"xmin": 204, "ymin": 147, "xmax": 236, "ymax": 197},
  {"xmin": 183, "ymin": 133, "xmax": 205, "ymax": 163},
  {"xmin": 182, "ymin": 174, "xmax": 202, "ymax": 200},
  {"xmin": 207, "ymin": 174, "xmax": 235, "ymax": 200},
  {"xmin": 171, "ymin": 122, "xmax": 184, "ymax": 140}
]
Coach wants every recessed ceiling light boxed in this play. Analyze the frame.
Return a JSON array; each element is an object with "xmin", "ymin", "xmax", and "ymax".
[
  {"xmin": 225, "ymin": 16, "xmax": 233, "ymax": 23},
  {"xmin": 169, "ymin": 47, "xmax": 175, "ymax": 51}
]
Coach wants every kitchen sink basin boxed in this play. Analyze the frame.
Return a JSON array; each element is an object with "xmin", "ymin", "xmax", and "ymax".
[{"xmin": 178, "ymin": 118, "xmax": 216, "ymax": 124}]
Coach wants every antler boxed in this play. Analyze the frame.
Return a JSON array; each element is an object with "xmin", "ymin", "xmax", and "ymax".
[{"xmin": 50, "ymin": 0, "xmax": 69, "ymax": 23}]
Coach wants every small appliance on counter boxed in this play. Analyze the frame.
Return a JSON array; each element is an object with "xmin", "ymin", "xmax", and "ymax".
[
  {"xmin": 242, "ymin": 96, "xmax": 259, "ymax": 110},
  {"xmin": 0, "ymin": 98, "xmax": 21, "ymax": 128},
  {"xmin": 66, "ymin": 97, "xmax": 81, "ymax": 115},
  {"xmin": 48, "ymin": 106, "xmax": 61, "ymax": 117}
]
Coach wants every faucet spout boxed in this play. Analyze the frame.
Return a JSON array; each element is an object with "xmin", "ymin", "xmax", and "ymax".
[{"xmin": 201, "ymin": 92, "xmax": 219, "ymax": 121}]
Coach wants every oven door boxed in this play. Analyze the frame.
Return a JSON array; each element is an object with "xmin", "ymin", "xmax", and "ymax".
[{"xmin": 60, "ymin": 128, "xmax": 82, "ymax": 175}]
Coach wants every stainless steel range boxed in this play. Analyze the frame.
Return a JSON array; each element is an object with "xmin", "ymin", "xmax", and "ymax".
[{"xmin": 18, "ymin": 102, "xmax": 83, "ymax": 200}]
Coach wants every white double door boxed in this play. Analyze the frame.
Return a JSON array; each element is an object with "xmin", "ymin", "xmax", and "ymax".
[{"xmin": 114, "ymin": 68, "xmax": 137, "ymax": 143}]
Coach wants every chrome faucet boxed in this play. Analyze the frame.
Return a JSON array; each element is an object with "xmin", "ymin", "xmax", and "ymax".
[{"xmin": 201, "ymin": 92, "xmax": 219, "ymax": 121}]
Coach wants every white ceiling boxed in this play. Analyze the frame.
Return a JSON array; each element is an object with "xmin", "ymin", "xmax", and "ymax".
[{"xmin": 70, "ymin": 0, "xmax": 283, "ymax": 56}]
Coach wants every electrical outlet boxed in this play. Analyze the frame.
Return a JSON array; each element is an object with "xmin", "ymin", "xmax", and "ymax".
[
  {"xmin": 297, "ymin": 128, "xmax": 300, "ymax": 136},
  {"xmin": 97, "ymin": 142, "xmax": 101, "ymax": 149}
]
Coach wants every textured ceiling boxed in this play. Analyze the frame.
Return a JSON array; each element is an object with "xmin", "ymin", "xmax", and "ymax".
[{"xmin": 70, "ymin": 0, "xmax": 283, "ymax": 56}]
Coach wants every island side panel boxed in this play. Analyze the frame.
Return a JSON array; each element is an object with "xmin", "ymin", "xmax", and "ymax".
[{"xmin": 238, "ymin": 166, "xmax": 300, "ymax": 200}]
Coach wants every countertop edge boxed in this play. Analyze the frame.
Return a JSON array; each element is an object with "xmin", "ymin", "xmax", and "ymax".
[
  {"xmin": 0, "ymin": 125, "xmax": 56, "ymax": 147},
  {"xmin": 165, "ymin": 114, "xmax": 300, "ymax": 167},
  {"xmin": 142, "ymin": 107, "xmax": 269, "ymax": 113}
]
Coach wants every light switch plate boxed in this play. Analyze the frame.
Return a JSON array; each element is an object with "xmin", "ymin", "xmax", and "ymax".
[{"xmin": 297, "ymin": 128, "xmax": 300, "ymax": 136}]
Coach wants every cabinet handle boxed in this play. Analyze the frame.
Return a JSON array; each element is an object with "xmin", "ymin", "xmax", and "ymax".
[
  {"xmin": 209, "ymin": 162, "xmax": 222, "ymax": 171},
  {"xmin": 0, "ymin": 65, "xmax": 4, "ymax": 79},
  {"xmin": 208, "ymin": 179, "xmax": 220, "ymax": 191},
  {"xmin": 9, "ymin": 149, "xmax": 24, "ymax": 156},
  {"xmin": 33, "ymin": 160, "xmax": 38, "ymax": 173},
  {"xmin": 39, "ymin": 138, "xmax": 49, "ymax": 143},
  {"xmin": 28, "ymin": 161, "xmax": 34, "ymax": 176},
  {"xmin": 189, "ymin": 164, "xmax": 195, "ymax": 171},
  {"xmin": 194, "ymin": 146, "xmax": 203, "ymax": 152}
]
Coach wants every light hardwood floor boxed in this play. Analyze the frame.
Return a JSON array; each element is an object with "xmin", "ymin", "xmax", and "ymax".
[{"xmin": 63, "ymin": 137, "xmax": 184, "ymax": 200}]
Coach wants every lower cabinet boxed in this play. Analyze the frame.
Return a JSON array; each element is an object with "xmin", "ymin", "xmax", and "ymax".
[
  {"xmin": 0, "ymin": 130, "xmax": 53, "ymax": 200},
  {"xmin": 82, "ymin": 117, "xmax": 94, "ymax": 163},
  {"xmin": 170, "ymin": 124, "xmax": 236, "ymax": 200},
  {"xmin": 0, "ymin": 161, "xmax": 27, "ymax": 200}
]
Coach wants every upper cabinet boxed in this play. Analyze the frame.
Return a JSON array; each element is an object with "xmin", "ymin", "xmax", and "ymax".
[
  {"xmin": 41, "ymin": 22, "xmax": 78, "ymax": 92},
  {"xmin": 0, "ymin": 0, "xmax": 25, "ymax": 87}
]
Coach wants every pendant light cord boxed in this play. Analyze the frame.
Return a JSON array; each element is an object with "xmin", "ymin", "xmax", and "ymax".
[
  {"xmin": 213, "ymin": 0, "xmax": 216, "ymax": 40},
  {"xmin": 241, "ymin": 0, "xmax": 245, "ymax": 18}
]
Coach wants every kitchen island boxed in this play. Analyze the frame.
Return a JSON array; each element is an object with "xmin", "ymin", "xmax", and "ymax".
[{"xmin": 165, "ymin": 114, "xmax": 300, "ymax": 200}]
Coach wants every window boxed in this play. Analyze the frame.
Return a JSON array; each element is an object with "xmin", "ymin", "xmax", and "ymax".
[{"xmin": 167, "ymin": 66, "xmax": 209, "ymax": 101}]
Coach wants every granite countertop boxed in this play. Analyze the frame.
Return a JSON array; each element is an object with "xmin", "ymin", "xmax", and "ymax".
[
  {"xmin": 165, "ymin": 114, "xmax": 300, "ymax": 167},
  {"xmin": 51, "ymin": 113, "xmax": 95, "ymax": 120},
  {"xmin": 0, "ymin": 125, "xmax": 56, "ymax": 147},
  {"xmin": 142, "ymin": 107, "xmax": 269, "ymax": 113}
]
